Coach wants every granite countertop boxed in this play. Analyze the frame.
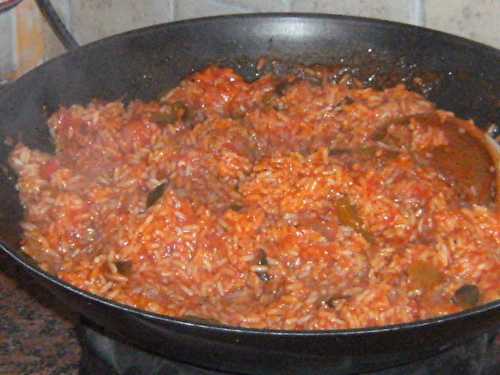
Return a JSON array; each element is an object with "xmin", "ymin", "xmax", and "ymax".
[
  {"xmin": 0, "ymin": 252, "xmax": 80, "ymax": 375},
  {"xmin": 1, "ymin": 75, "xmax": 79, "ymax": 373},
  {"xmin": 1, "ymin": 251, "xmax": 499, "ymax": 375}
]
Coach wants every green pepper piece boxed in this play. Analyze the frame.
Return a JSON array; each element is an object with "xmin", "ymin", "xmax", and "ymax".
[
  {"xmin": 408, "ymin": 260, "xmax": 444, "ymax": 291},
  {"xmin": 336, "ymin": 196, "xmax": 374, "ymax": 244}
]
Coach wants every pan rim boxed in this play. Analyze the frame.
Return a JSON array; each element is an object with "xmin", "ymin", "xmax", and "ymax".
[
  {"xmin": 1, "ymin": 12, "xmax": 499, "ymax": 337},
  {"xmin": 1, "ymin": 13, "xmax": 498, "ymax": 97}
]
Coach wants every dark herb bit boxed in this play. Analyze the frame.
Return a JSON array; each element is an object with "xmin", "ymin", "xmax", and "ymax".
[
  {"xmin": 182, "ymin": 315, "xmax": 221, "ymax": 325},
  {"xmin": 360, "ymin": 146, "xmax": 399, "ymax": 162},
  {"xmin": 371, "ymin": 116, "xmax": 411, "ymax": 143},
  {"xmin": 372, "ymin": 126, "xmax": 388, "ymax": 142},
  {"xmin": 339, "ymin": 74, "xmax": 359, "ymax": 89},
  {"xmin": 150, "ymin": 111, "xmax": 177, "ymax": 125},
  {"xmin": 262, "ymin": 92, "xmax": 275, "ymax": 106},
  {"xmin": 336, "ymin": 196, "xmax": 374, "ymax": 244},
  {"xmin": 328, "ymin": 147, "xmax": 375, "ymax": 159},
  {"xmin": 256, "ymin": 248, "xmax": 271, "ymax": 282},
  {"xmin": 275, "ymin": 81, "xmax": 292, "ymax": 96},
  {"xmin": 408, "ymin": 261, "xmax": 444, "ymax": 291},
  {"xmin": 171, "ymin": 101, "xmax": 187, "ymax": 118},
  {"xmin": 343, "ymin": 96, "xmax": 354, "ymax": 105},
  {"xmin": 358, "ymin": 228, "xmax": 375, "ymax": 245},
  {"xmin": 183, "ymin": 108, "xmax": 206, "ymax": 129},
  {"xmin": 229, "ymin": 108, "xmax": 246, "ymax": 119},
  {"xmin": 257, "ymin": 271, "xmax": 271, "ymax": 282},
  {"xmin": 303, "ymin": 67, "xmax": 323, "ymax": 86},
  {"xmin": 325, "ymin": 294, "xmax": 349, "ymax": 308},
  {"xmin": 257, "ymin": 249, "xmax": 269, "ymax": 266},
  {"xmin": 115, "ymin": 260, "xmax": 133, "ymax": 276},
  {"xmin": 271, "ymin": 60, "xmax": 289, "ymax": 76},
  {"xmin": 331, "ymin": 96, "xmax": 354, "ymax": 112},
  {"xmin": 381, "ymin": 149, "xmax": 401, "ymax": 160},
  {"xmin": 151, "ymin": 101, "xmax": 188, "ymax": 126},
  {"xmin": 453, "ymin": 284, "xmax": 480, "ymax": 309},
  {"xmin": 272, "ymin": 102, "xmax": 288, "ymax": 111},
  {"xmin": 328, "ymin": 148, "xmax": 351, "ymax": 156},
  {"xmin": 146, "ymin": 182, "xmax": 167, "ymax": 208},
  {"xmin": 329, "ymin": 146, "xmax": 399, "ymax": 168},
  {"xmin": 229, "ymin": 203, "xmax": 244, "ymax": 212},
  {"xmin": 357, "ymin": 146, "xmax": 378, "ymax": 158}
]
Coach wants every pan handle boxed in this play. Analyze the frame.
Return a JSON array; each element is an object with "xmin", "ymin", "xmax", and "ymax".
[
  {"xmin": 0, "ymin": 0, "xmax": 24, "ymax": 13},
  {"xmin": 35, "ymin": 0, "xmax": 79, "ymax": 50}
]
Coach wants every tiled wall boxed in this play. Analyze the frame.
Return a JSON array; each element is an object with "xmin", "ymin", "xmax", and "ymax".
[
  {"xmin": 0, "ymin": 0, "xmax": 498, "ymax": 77},
  {"xmin": 0, "ymin": 6, "xmax": 13, "ymax": 79}
]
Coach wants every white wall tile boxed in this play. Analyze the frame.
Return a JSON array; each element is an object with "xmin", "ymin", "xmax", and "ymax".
[
  {"xmin": 174, "ymin": 0, "xmax": 249, "ymax": 20},
  {"xmin": 2, "ymin": 0, "xmax": 498, "ymax": 75},
  {"xmin": 291, "ymin": 0, "xmax": 413, "ymax": 24},
  {"xmin": 71, "ymin": 0, "xmax": 174, "ymax": 45},
  {"xmin": 0, "ymin": 10, "xmax": 14, "ymax": 76},
  {"xmin": 424, "ymin": 0, "xmax": 499, "ymax": 48},
  {"xmin": 218, "ymin": 0, "xmax": 290, "ymax": 12}
]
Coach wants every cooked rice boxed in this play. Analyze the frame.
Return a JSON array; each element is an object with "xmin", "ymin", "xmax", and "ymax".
[{"xmin": 9, "ymin": 64, "xmax": 499, "ymax": 330}]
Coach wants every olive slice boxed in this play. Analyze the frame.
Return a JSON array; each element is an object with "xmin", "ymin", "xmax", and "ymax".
[
  {"xmin": 453, "ymin": 284, "xmax": 480, "ymax": 309},
  {"xmin": 146, "ymin": 182, "xmax": 167, "ymax": 208},
  {"xmin": 115, "ymin": 260, "xmax": 133, "ymax": 276}
]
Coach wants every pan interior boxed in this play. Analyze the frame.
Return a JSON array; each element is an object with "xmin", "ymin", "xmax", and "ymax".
[{"xmin": 0, "ymin": 14, "xmax": 498, "ymax": 331}]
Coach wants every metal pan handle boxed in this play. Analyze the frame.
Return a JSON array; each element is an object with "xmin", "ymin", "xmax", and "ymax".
[
  {"xmin": 0, "ymin": 0, "xmax": 23, "ymax": 13},
  {"xmin": 0, "ymin": 0, "xmax": 78, "ymax": 50},
  {"xmin": 35, "ymin": 0, "xmax": 79, "ymax": 50}
]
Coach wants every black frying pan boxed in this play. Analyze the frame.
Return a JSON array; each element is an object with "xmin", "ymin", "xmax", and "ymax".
[{"xmin": 0, "ymin": 14, "xmax": 499, "ymax": 375}]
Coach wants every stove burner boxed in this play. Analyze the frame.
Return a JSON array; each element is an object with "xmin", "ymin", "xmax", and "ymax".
[
  {"xmin": 78, "ymin": 322, "xmax": 235, "ymax": 375},
  {"xmin": 78, "ymin": 322, "xmax": 499, "ymax": 375}
]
